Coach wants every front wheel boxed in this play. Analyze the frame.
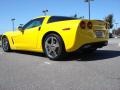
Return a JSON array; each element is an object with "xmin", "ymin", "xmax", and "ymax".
[
  {"xmin": 43, "ymin": 34, "xmax": 65, "ymax": 60},
  {"xmin": 2, "ymin": 37, "xmax": 11, "ymax": 52}
]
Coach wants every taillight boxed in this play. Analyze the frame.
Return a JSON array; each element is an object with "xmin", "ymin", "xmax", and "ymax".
[
  {"xmin": 80, "ymin": 21, "xmax": 86, "ymax": 29},
  {"xmin": 87, "ymin": 21, "xmax": 92, "ymax": 29}
]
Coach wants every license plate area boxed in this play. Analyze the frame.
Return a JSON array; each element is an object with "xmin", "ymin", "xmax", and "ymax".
[{"xmin": 95, "ymin": 31, "xmax": 104, "ymax": 38}]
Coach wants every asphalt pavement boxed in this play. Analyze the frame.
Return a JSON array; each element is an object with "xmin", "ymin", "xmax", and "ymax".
[{"xmin": 0, "ymin": 38, "xmax": 120, "ymax": 90}]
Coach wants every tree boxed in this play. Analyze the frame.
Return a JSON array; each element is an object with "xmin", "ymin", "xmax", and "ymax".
[
  {"xmin": 104, "ymin": 14, "xmax": 114, "ymax": 29},
  {"xmin": 72, "ymin": 14, "xmax": 84, "ymax": 19},
  {"xmin": 116, "ymin": 27, "xmax": 120, "ymax": 35},
  {"xmin": 73, "ymin": 14, "xmax": 77, "ymax": 18}
]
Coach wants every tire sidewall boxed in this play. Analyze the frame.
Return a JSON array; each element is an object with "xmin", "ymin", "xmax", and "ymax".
[
  {"xmin": 2, "ymin": 37, "xmax": 11, "ymax": 52},
  {"xmin": 43, "ymin": 34, "xmax": 64, "ymax": 60}
]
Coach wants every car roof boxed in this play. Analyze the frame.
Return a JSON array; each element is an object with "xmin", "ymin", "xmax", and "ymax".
[{"xmin": 34, "ymin": 16, "xmax": 78, "ymax": 19}]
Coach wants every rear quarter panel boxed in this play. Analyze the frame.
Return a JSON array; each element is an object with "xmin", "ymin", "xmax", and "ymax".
[{"xmin": 36, "ymin": 19, "xmax": 81, "ymax": 52}]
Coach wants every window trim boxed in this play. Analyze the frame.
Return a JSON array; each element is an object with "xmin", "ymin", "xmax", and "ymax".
[
  {"xmin": 47, "ymin": 16, "xmax": 77, "ymax": 24},
  {"xmin": 22, "ymin": 17, "xmax": 45, "ymax": 30}
]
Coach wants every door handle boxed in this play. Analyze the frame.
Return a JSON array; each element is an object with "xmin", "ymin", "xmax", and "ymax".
[{"xmin": 38, "ymin": 27, "xmax": 41, "ymax": 31}]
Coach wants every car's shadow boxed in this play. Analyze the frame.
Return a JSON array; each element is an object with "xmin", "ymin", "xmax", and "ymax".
[
  {"xmin": 13, "ymin": 50, "xmax": 120, "ymax": 61},
  {"xmin": 13, "ymin": 50, "xmax": 45, "ymax": 57},
  {"xmin": 63, "ymin": 50, "xmax": 120, "ymax": 61}
]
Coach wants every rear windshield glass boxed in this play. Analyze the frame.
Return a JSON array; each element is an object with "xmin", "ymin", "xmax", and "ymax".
[{"xmin": 47, "ymin": 16, "xmax": 77, "ymax": 23}]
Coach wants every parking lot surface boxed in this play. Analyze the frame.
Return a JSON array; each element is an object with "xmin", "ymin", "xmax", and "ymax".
[{"xmin": 0, "ymin": 38, "xmax": 120, "ymax": 90}]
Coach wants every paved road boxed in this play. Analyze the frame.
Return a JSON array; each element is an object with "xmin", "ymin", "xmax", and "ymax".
[{"xmin": 0, "ymin": 38, "xmax": 120, "ymax": 90}]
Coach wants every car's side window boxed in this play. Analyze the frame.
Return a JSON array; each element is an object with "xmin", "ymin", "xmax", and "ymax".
[{"xmin": 23, "ymin": 18, "xmax": 44, "ymax": 30}]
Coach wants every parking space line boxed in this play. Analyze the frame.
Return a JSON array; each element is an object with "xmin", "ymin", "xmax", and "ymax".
[
  {"xmin": 0, "ymin": 52, "xmax": 3, "ymax": 54},
  {"xmin": 118, "ymin": 43, "xmax": 120, "ymax": 47},
  {"xmin": 44, "ymin": 62, "xmax": 51, "ymax": 65}
]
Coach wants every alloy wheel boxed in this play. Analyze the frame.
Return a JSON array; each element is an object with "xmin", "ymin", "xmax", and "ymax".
[{"xmin": 45, "ymin": 36, "xmax": 61, "ymax": 59}]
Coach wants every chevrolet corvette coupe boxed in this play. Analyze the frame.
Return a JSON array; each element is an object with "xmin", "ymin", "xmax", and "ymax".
[{"xmin": 2, "ymin": 16, "xmax": 109, "ymax": 60}]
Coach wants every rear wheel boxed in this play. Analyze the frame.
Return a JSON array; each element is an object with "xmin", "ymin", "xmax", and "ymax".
[
  {"xmin": 43, "ymin": 33, "xmax": 65, "ymax": 60},
  {"xmin": 2, "ymin": 37, "xmax": 11, "ymax": 52}
]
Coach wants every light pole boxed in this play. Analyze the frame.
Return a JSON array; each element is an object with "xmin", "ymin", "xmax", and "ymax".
[
  {"xmin": 11, "ymin": 18, "xmax": 15, "ymax": 31},
  {"xmin": 115, "ymin": 23, "xmax": 118, "ymax": 35},
  {"xmin": 42, "ymin": 9, "xmax": 48, "ymax": 16},
  {"xmin": 84, "ymin": 0, "xmax": 94, "ymax": 20}
]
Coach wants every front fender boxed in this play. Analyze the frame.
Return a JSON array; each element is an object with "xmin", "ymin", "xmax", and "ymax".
[{"xmin": 2, "ymin": 31, "xmax": 14, "ymax": 49}]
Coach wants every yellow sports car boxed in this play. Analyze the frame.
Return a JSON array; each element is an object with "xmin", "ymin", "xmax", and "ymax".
[{"xmin": 2, "ymin": 16, "xmax": 109, "ymax": 60}]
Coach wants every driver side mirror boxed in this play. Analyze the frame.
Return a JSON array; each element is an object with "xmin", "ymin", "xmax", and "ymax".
[{"xmin": 18, "ymin": 26, "xmax": 23, "ymax": 31}]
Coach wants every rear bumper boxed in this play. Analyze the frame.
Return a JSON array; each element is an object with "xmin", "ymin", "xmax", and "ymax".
[
  {"xmin": 66, "ymin": 38, "xmax": 108, "ymax": 52},
  {"xmin": 66, "ymin": 29, "xmax": 109, "ymax": 52},
  {"xmin": 80, "ymin": 41, "xmax": 108, "ymax": 49},
  {"xmin": 74, "ymin": 41, "xmax": 108, "ymax": 52}
]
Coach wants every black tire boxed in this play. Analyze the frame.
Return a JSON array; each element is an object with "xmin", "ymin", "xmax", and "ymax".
[
  {"xmin": 43, "ymin": 33, "xmax": 65, "ymax": 60},
  {"xmin": 2, "ymin": 37, "xmax": 11, "ymax": 52}
]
